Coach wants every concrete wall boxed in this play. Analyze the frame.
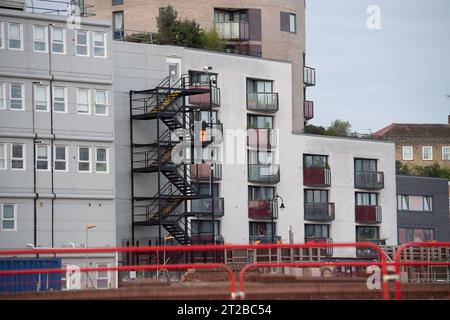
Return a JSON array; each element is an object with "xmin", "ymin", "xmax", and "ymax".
[
  {"xmin": 396, "ymin": 175, "xmax": 450, "ymax": 242},
  {"xmin": 0, "ymin": 9, "xmax": 115, "ymax": 249}
]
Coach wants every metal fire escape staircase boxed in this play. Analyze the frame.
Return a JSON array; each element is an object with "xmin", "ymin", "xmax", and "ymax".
[{"xmin": 130, "ymin": 75, "xmax": 219, "ymax": 245}]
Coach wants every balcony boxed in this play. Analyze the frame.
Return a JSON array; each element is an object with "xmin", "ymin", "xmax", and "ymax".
[
  {"xmin": 197, "ymin": 123, "xmax": 224, "ymax": 143},
  {"xmin": 304, "ymin": 203, "xmax": 335, "ymax": 222},
  {"xmin": 247, "ymin": 129, "xmax": 277, "ymax": 149},
  {"xmin": 248, "ymin": 164, "xmax": 280, "ymax": 184},
  {"xmin": 355, "ymin": 205, "xmax": 382, "ymax": 224},
  {"xmin": 191, "ymin": 198, "xmax": 224, "ymax": 217},
  {"xmin": 354, "ymin": 172, "xmax": 384, "ymax": 190},
  {"xmin": 248, "ymin": 200, "xmax": 278, "ymax": 220},
  {"xmin": 304, "ymin": 237, "xmax": 333, "ymax": 257},
  {"xmin": 188, "ymin": 85, "xmax": 221, "ymax": 107},
  {"xmin": 247, "ymin": 92, "xmax": 279, "ymax": 113},
  {"xmin": 356, "ymin": 240, "xmax": 386, "ymax": 259},
  {"xmin": 191, "ymin": 234, "xmax": 224, "ymax": 244},
  {"xmin": 249, "ymin": 235, "xmax": 281, "ymax": 244},
  {"xmin": 190, "ymin": 163, "xmax": 222, "ymax": 181},
  {"xmin": 215, "ymin": 21, "xmax": 249, "ymax": 41},
  {"xmin": 304, "ymin": 66, "xmax": 316, "ymax": 86},
  {"xmin": 304, "ymin": 100, "xmax": 314, "ymax": 121},
  {"xmin": 303, "ymin": 167, "xmax": 331, "ymax": 187}
]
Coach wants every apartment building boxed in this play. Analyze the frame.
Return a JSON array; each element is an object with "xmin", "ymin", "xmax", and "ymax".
[
  {"xmin": 397, "ymin": 175, "xmax": 450, "ymax": 243},
  {"xmin": 88, "ymin": 0, "xmax": 313, "ymax": 134},
  {"xmin": 114, "ymin": 41, "xmax": 398, "ymax": 258},
  {"xmin": 0, "ymin": 8, "xmax": 116, "ymax": 252}
]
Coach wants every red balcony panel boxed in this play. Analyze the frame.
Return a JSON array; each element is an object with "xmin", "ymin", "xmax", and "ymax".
[
  {"xmin": 247, "ymin": 129, "xmax": 276, "ymax": 148},
  {"xmin": 248, "ymin": 200, "xmax": 273, "ymax": 219},
  {"xmin": 303, "ymin": 167, "xmax": 331, "ymax": 187},
  {"xmin": 304, "ymin": 100, "xmax": 314, "ymax": 120},
  {"xmin": 188, "ymin": 84, "xmax": 211, "ymax": 105},
  {"xmin": 190, "ymin": 163, "xmax": 222, "ymax": 180},
  {"xmin": 355, "ymin": 205, "xmax": 382, "ymax": 224}
]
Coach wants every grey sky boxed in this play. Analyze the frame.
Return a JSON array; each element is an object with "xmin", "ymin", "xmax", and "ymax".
[{"xmin": 306, "ymin": 0, "xmax": 450, "ymax": 132}]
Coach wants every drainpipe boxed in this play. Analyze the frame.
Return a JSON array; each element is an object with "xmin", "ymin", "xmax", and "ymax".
[
  {"xmin": 48, "ymin": 23, "xmax": 55, "ymax": 248},
  {"xmin": 31, "ymin": 81, "xmax": 38, "ymax": 247}
]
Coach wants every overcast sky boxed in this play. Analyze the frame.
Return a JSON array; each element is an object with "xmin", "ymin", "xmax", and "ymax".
[{"xmin": 306, "ymin": 0, "xmax": 450, "ymax": 133}]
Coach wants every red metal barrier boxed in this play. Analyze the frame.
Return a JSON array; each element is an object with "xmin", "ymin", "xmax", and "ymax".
[
  {"xmin": 393, "ymin": 241, "xmax": 450, "ymax": 300},
  {"xmin": 235, "ymin": 242, "xmax": 388, "ymax": 300}
]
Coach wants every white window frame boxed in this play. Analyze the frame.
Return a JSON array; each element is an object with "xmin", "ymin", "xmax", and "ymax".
[
  {"xmin": 34, "ymin": 84, "xmax": 50, "ymax": 112},
  {"xmin": 54, "ymin": 145, "xmax": 68, "ymax": 172},
  {"xmin": 94, "ymin": 89, "xmax": 108, "ymax": 116},
  {"xmin": 51, "ymin": 26, "xmax": 66, "ymax": 54},
  {"xmin": 422, "ymin": 146, "xmax": 433, "ymax": 161},
  {"xmin": 75, "ymin": 29, "xmax": 89, "ymax": 57},
  {"xmin": 289, "ymin": 13, "xmax": 296, "ymax": 33},
  {"xmin": 33, "ymin": 25, "xmax": 48, "ymax": 53},
  {"xmin": 1, "ymin": 203, "xmax": 17, "ymax": 231},
  {"xmin": 0, "ymin": 21, "xmax": 4, "ymax": 49},
  {"xmin": 36, "ymin": 144, "xmax": 50, "ymax": 171},
  {"xmin": 0, "ymin": 142, "xmax": 6, "ymax": 170},
  {"xmin": 402, "ymin": 146, "xmax": 413, "ymax": 161},
  {"xmin": 95, "ymin": 147, "xmax": 109, "ymax": 173},
  {"xmin": 77, "ymin": 88, "xmax": 91, "ymax": 114},
  {"xmin": 53, "ymin": 86, "xmax": 67, "ymax": 113},
  {"xmin": 78, "ymin": 146, "xmax": 91, "ymax": 173},
  {"xmin": 11, "ymin": 143, "xmax": 25, "ymax": 170},
  {"xmin": 0, "ymin": 82, "xmax": 5, "ymax": 110},
  {"xmin": 442, "ymin": 146, "xmax": 450, "ymax": 161},
  {"xmin": 96, "ymin": 264, "xmax": 110, "ymax": 289},
  {"xmin": 10, "ymin": 82, "xmax": 24, "ymax": 111},
  {"xmin": 93, "ymin": 31, "xmax": 107, "ymax": 58},
  {"xmin": 7, "ymin": 22, "xmax": 23, "ymax": 51}
]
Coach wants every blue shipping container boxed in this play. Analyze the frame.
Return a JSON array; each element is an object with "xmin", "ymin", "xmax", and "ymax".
[{"xmin": 0, "ymin": 257, "xmax": 62, "ymax": 293}]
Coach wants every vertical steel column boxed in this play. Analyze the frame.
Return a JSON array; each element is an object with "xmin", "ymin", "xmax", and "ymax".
[
  {"xmin": 156, "ymin": 89, "xmax": 162, "ymax": 246},
  {"xmin": 129, "ymin": 91, "xmax": 135, "ymax": 246}
]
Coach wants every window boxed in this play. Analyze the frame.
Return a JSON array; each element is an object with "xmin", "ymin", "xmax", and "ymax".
[
  {"xmin": 96, "ymin": 264, "xmax": 109, "ymax": 289},
  {"xmin": 189, "ymin": 71, "xmax": 218, "ymax": 86},
  {"xmin": 77, "ymin": 88, "xmax": 90, "ymax": 114},
  {"xmin": 303, "ymin": 154, "xmax": 328, "ymax": 169},
  {"xmin": 53, "ymin": 86, "xmax": 66, "ymax": 112},
  {"xmin": 1, "ymin": 204, "xmax": 17, "ymax": 231},
  {"xmin": 248, "ymin": 186, "xmax": 275, "ymax": 201},
  {"xmin": 280, "ymin": 12, "xmax": 296, "ymax": 33},
  {"xmin": 51, "ymin": 26, "xmax": 65, "ymax": 54},
  {"xmin": 356, "ymin": 226, "xmax": 379, "ymax": 241},
  {"xmin": 0, "ymin": 21, "xmax": 4, "ymax": 49},
  {"xmin": 94, "ymin": 90, "xmax": 108, "ymax": 115},
  {"xmin": 54, "ymin": 146, "xmax": 68, "ymax": 172},
  {"xmin": 247, "ymin": 78, "xmax": 273, "ymax": 93},
  {"xmin": 305, "ymin": 190, "xmax": 329, "ymax": 204},
  {"xmin": 0, "ymin": 143, "xmax": 5, "ymax": 170},
  {"xmin": 112, "ymin": 0, "xmax": 123, "ymax": 5},
  {"xmin": 95, "ymin": 147, "xmax": 108, "ymax": 173},
  {"xmin": 305, "ymin": 224, "xmax": 329, "ymax": 239},
  {"xmin": 422, "ymin": 146, "xmax": 433, "ymax": 161},
  {"xmin": 248, "ymin": 150, "xmax": 274, "ymax": 165},
  {"xmin": 8, "ymin": 23, "xmax": 23, "ymax": 50},
  {"xmin": 34, "ymin": 84, "xmax": 49, "ymax": 111},
  {"xmin": 289, "ymin": 13, "xmax": 296, "ymax": 33},
  {"xmin": 247, "ymin": 115, "xmax": 273, "ymax": 129},
  {"xmin": 0, "ymin": 82, "xmax": 5, "ymax": 109},
  {"xmin": 356, "ymin": 192, "xmax": 378, "ymax": 206},
  {"xmin": 249, "ymin": 221, "xmax": 274, "ymax": 238},
  {"xmin": 442, "ymin": 147, "xmax": 450, "ymax": 161},
  {"xmin": 398, "ymin": 228, "xmax": 434, "ymax": 244},
  {"xmin": 78, "ymin": 147, "xmax": 91, "ymax": 172},
  {"xmin": 75, "ymin": 30, "xmax": 89, "ymax": 56},
  {"xmin": 93, "ymin": 32, "xmax": 106, "ymax": 58},
  {"xmin": 33, "ymin": 25, "xmax": 47, "ymax": 52},
  {"xmin": 10, "ymin": 83, "xmax": 24, "ymax": 110},
  {"xmin": 355, "ymin": 158, "xmax": 377, "ymax": 172},
  {"xmin": 36, "ymin": 145, "xmax": 50, "ymax": 171},
  {"xmin": 11, "ymin": 144, "xmax": 25, "ymax": 170},
  {"xmin": 191, "ymin": 220, "xmax": 220, "ymax": 235},
  {"xmin": 113, "ymin": 11, "xmax": 124, "ymax": 40},
  {"xmin": 402, "ymin": 146, "xmax": 413, "ymax": 161},
  {"xmin": 397, "ymin": 195, "xmax": 433, "ymax": 212}
]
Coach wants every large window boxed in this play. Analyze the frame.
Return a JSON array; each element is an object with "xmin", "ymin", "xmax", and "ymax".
[
  {"xmin": 112, "ymin": 0, "xmax": 123, "ymax": 5},
  {"xmin": 248, "ymin": 186, "xmax": 275, "ymax": 201},
  {"xmin": 247, "ymin": 115, "xmax": 273, "ymax": 129},
  {"xmin": 51, "ymin": 26, "xmax": 65, "ymax": 54},
  {"xmin": 248, "ymin": 150, "xmax": 274, "ymax": 165},
  {"xmin": 53, "ymin": 86, "xmax": 66, "ymax": 112},
  {"xmin": 249, "ymin": 221, "xmax": 274, "ymax": 237},
  {"xmin": 356, "ymin": 226, "xmax": 379, "ymax": 241},
  {"xmin": 75, "ymin": 30, "xmax": 89, "ymax": 56},
  {"xmin": 191, "ymin": 220, "xmax": 220, "ymax": 235},
  {"xmin": 94, "ymin": 90, "xmax": 108, "ymax": 115},
  {"xmin": 113, "ymin": 11, "xmax": 124, "ymax": 40},
  {"xmin": 398, "ymin": 228, "xmax": 434, "ymax": 244},
  {"xmin": 78, "ymin": 147, "xmax": 91, "ymax": 172},
  {"xmin": 1, "ymin": 204, "xmax": 16, "ymax": 231},
  {"xmin": 8, "ymin": 22, "xmax": 23, "ymax": 50},
  {"xmin": 93, "ymin": 32, "xmax": 106, "ymax": 58},
  {"xmin": 247, "ymin": 79, "xmax": 272, "ymax": 93},
  {"xmin": 305, "ymin": 190, "xmax": 328, "ymax": 204},
  {"xmin": 33, "ymin": 25, "xmax": 47, "ymax": 52},
  {"xmin": 197, "ymin": 183, "xmax": 219, "ymax": 197},
  {"xmin": 11, "ymin": 144, "xmax": 25, "ymax": 170},
  {"xmin": 422, "ymin": 146, "xmax": 433, "ymax": 161},
  {"xmin": 305, "ymin": 224, "xmax": 329, "ymax": 239},
  {"xmin": 0, "ymin": 143, "xmax": 5, "ymax": 170},
  {"xmin": 280, "ymin": 12, "xmax": 296, "ymax": 33},
  {"xmin": 36, "ymin": 145, "xmax": 50, "ymax": 171},
  {"xmin": 54, "ymin": 146, "xmax": 68, "ymax": 172},
  {"xmin": 77, "ymin": 88, "xmax": 90, "ymax": 114},
  {"xmin": 397, "ymin": 195, "xmax": 433, "ymax": 212},
  {"xmin": 402, "ymin": 146, "xmax": 413, "ymax": 161},
  {"xmin": 10, "ymin": 83, "xmax": 24, "ymax": 110},
  {"xmin": 355, "ymin": 158, "xmax": 377, "ymax": 172},
  {"xmin": 442, "ymin": 146, "xmax": 450, "ymax": 161},
  {"xmin": 0, "ymin": 82, "xmax": 5, "ymax": 109},
  {"xmin": 356, "ymin": 192, "xmax": 378, "ymax": 206},
  {"xmin": 95, "ymin": 147, "xmax": 108, "ymax": 173},
  {"xmin": 303, "ymin": 154, "xmax": 328, "ymax": 169},
  {"xmin": 34, "ymin": 84, "xmax": 49, "ymax": 112},
  {"xmin": 214, "ymin": 9, "xmax": 248, "ymax": 23},
  {"xmin": 0, "ymin": 22, "xmax": 4, "ymax": 49}
]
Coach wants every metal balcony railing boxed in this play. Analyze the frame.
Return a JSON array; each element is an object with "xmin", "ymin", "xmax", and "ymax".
[
  {"xmin": 247, "ymin": 129, "xmax": 277, "ymax": 148},
  {"xmin": 355, "ymin": 205, "xmax": 382, "ymax": 224},
  {"xmin": 191, "ymin": 234, "xmax": 224, "ymax": 244},
  {"xmin": 304, "ymin": 100, "xmax": 314, "ymax": 120},
  {"xmin": 188, "ymin": 84, "xmax": 221, "ymax": 107},
  {"xmin": 304, "ymin": 66, "xmax": 316, "ymax": 86},
  {"xmin": 304, "ymin": 237, "xmax": 333, "ymax": 256},
  {"xmin": 247, "ymin": 92, "xmax": 279, "ymax": 113},
  {"xmin": 249, "ymin": 235, "xmax": 281, "ymax": 244},
  {"xmin": 190, "ymin": 198, "xmax": 224, "ymax": 217},
  {"xmin": 304, "ymin": 203, "xmax": 335, "ymax": 222},
  {"xmin": 248, "ymin": 200, "xmax": 278, "ymax": 220},
  {"xmin": 354, "ymin": 172, "xmax": 384, "ymax": 190},
  {"xmin": 303, "ymin": 167, "xmax": 331, "ymax": 187},
  {"xmin": 356, "ymin": 239, "xmax": 386, "ymax": 259},
  {"xmin": 190, "ymin": 163, "xmax": 222, "ymax": 181},
  {"xmin": 248, "ymin": 164, "xmax": 280, "ymax": 184},
  {"xmin": 215, "ymin": 21, "xmax": 249, "ymax": 40}
]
